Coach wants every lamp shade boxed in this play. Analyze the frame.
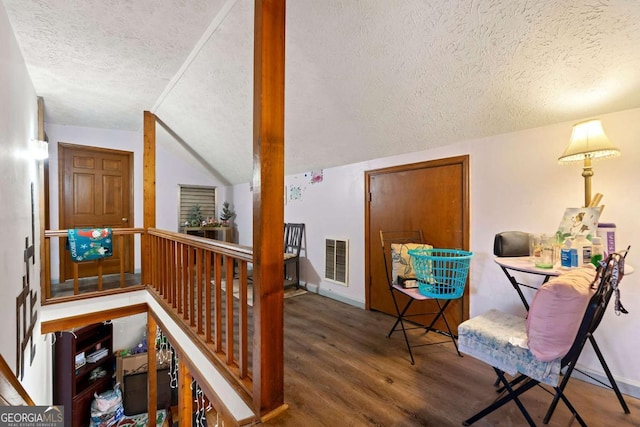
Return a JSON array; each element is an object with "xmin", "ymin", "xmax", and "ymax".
[{"xmin": 558, "ymin": 119, "xmax": 620, "ymax": 163}]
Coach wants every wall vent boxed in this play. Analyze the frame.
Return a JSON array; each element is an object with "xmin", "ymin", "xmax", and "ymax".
[{"xmin": 325, "ymin": 238, "xmax": 348, "ymax": 286}]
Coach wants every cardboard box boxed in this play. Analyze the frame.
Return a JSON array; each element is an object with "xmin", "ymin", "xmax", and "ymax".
[{"xmin": 116, "ymin": 352, "xmax": 170, "ymax": 393}]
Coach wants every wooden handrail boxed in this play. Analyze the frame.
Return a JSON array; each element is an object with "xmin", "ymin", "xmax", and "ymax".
[
  {"xmin": 0, "ymin": 353, "xmax": 34, "ymax": 405},
  {"xmin": 147, "ymin": 229, "xmax": 252, "ymax": 261},
  {"xmin": 44, "ymin": 227, "xmax": 145, "ymax": 238}
]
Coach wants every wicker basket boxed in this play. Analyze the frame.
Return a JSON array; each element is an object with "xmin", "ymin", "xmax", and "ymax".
[{"xmin": 407, "ymin": 248, "xmax": 473, "ymax": 299}]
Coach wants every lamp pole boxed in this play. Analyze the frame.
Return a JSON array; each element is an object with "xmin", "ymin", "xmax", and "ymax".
[{"xmin": 582, "ymin": 156, "xmax": 593, "ymax": 207}]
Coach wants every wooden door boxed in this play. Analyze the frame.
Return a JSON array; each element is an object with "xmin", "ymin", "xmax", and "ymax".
[
  {"xmin": 59, "ymin": 143, "xmax": 133, "ymax": 280},
  {"xmin": 365, "ymin": 155, "xmax": 469, "ymax": 331}
]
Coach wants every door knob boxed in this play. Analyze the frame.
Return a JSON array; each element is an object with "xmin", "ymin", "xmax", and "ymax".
[{"xmin": 121, "ymin": 217, "xmax": 128, "ymax": 222}]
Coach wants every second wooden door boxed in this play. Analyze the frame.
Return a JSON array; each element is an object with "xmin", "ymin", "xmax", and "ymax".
[
  {"xmin": 366, "ymin": 155, "xmax": 470, "ymax": 332},
  {"xmin": 59, "ymin": 143, "xmax": 133, "ymax": 280}
]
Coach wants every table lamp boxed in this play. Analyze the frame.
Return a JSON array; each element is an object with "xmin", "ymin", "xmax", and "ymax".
[{"xmin": 558, "ymin": 119, "xmax": 620, "ymax": 207}]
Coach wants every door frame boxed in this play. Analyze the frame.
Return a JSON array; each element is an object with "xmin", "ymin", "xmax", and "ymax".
[
  {"xmin": 364, "ymin": 155, "xmax": 470, "ymax": 317},
  {"xmin": 58, "ymin": 142, "xmax": 135, "ymax": 280}
]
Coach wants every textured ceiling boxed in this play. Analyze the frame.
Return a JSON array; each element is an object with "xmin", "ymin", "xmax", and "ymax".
[{"xmin": 4, "ymin": 0, "xmax": 640, "ymax": 184}]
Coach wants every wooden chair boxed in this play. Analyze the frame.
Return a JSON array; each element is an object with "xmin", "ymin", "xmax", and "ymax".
[{"xmin": 284, "ymin": 223, "xmax": 305, "ymax": 288}]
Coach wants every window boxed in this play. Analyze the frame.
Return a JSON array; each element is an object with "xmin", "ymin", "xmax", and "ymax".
[{"xmin": 178, "ymin": 185, "xmax": 216, "ymax": 228}]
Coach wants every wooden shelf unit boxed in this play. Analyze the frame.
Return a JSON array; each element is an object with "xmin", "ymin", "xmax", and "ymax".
[{"xmin": 54, "ymin": 322, "xmax": 114, "ymax": 427}]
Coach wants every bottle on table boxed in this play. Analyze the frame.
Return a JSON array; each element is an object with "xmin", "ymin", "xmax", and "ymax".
[
  {"xmin": 591, "ymin": 236, "xmax": 604, "ymax": 267},
  {"xmin": 561, "ymin": 239, "xmax": 573, "ymax": 268},
  {"xmin": 573, "ymin": 234, "xmax": 592, "ymax": 267}
]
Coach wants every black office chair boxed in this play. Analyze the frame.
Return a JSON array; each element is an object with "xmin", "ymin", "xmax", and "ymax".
[{"xmin": 284, "ymin": 223, "xmax": 305, "ymax": 288}]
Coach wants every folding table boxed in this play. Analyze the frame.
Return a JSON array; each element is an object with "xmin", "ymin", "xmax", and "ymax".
[{"xmin": 494, "ymin": 256, "xmax": 633, "ymax": 420}]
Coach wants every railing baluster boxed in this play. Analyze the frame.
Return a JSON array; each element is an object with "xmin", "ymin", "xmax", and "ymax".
[
  {"xmin": 162, "ymin": 238, "xmax": 168, "ymax": 297},
  {"xmin": 166, "ymin": 239, "xmax": 176, "ymax": 305},
  {"xmin": 182, "ymin": 244, "xmax": 188, "ymax": 318},
  {"xmin": 214, "ymin": 252, "xmax": 222, "ymax": 352},
  {"xmin": 197, "ymin": 248, "xmax": 204, "ymax": 334},
  {"xmin": 150, "ymin": 234, "xmax": 157, "ymax": 290},
  {"xmin": 44, "ymin": 238, "xmax": 51, "ymax": 299},
  {"xmin": 119, "ymin": 234, "xmax": 125, "ymax": 288},
  {"xmin": 205, "ymin": 251, "xmax": 212, "ymax": 343},
  {"xmin": 73, "ymin": 263, "xmax": 79, "ymax": 295},
  {"xmin": 239, "ymin": 260, "xmax": 248, "ymax": 378},
  {"xmin": 188, "ymin": 245, "xmax": 195, "ymax": 326},
  {"xmin": 169, "ymin": 240, "xmax": 175, "ymax": 307},
  {"xmin": 165, "ymin": 239, "xmax": 171, "ymax": 298},
  {"xmin": 97, "ymin": 259, "xmax": 103, "ymax": 291},
  {"xmin": 225, "ymin": 254, "xmax": 234, "ymax": 365}
]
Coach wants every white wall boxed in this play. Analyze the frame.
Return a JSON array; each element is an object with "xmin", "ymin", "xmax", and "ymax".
[
  {"xmin": 155, "ymin": 123, "xmax": 228, "ymax": 231},
  {"xmin": 0, "ymin": 3, "xmax": 52, "ymax": 404},
  {"xmin": 111, "ymin": 313, "xmax": 148, "ymax": 353},
  {"xmin": 231, "ymin": 107, "xmax": 640, "ymax": 395}
]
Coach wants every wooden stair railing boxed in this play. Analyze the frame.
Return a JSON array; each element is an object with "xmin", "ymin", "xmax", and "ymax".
[
  {"xmin": 146, "ymin": 229, "xmax": 259, "ymax": 409},
  {"xmin": 0, "ymin": 353, "xmax": 34, "ymax": 406},
  {"xmin": 40, "ymin": 228, "xmax": 260, "ymax": 424}
]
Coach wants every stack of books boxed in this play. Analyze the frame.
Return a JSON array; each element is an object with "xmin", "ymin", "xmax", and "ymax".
[{"xmin": 86, "ymin": 348, "xmax": 109, "ymax": 363}]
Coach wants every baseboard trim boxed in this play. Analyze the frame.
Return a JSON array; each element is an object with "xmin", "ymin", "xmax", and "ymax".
[
  {"xmin": 573, "ymin": 364, "xmax": 640, "ymax": 400},
  {"xmin": 304, "ymin": 283, "xmax": 365, "ymax": 309}
]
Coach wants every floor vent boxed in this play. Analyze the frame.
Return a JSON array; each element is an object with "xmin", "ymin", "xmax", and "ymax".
[{"xmin": 325, "ymin": 238, "xmax": 348, "ymax": 286}]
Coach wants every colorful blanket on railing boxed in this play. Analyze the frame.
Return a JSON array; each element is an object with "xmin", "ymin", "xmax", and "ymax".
[{"xmin": 67, "ymin": 228, "xmax": 113, "ymax": 262}]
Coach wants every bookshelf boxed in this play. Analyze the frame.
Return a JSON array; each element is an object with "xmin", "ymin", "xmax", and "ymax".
[{"xmin": 54, "ymin": 322, "xmax": 114, "ymax": 427}]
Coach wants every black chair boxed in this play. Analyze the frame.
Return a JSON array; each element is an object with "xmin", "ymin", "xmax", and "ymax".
[
  {"xmin": 380, "ymin": 230, "xmax": 465, "ymax": 364},
  {"xmin": 284, "ymin": 223, "xmax": 305, "ymax": 288},
  {"xmin": 460, "ymin": 251, "xmax": 629, "ymax": 426}
]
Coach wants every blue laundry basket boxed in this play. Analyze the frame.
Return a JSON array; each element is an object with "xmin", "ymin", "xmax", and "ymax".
[{"xmin": 408, "ymin": 248, "xmax": 473, "ymax": 299}]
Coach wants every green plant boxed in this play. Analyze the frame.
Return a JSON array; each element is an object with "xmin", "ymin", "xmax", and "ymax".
[
  {"xmin": 188, "ymin": 204, "xmax": 204, "ymax": 226},
  {"xmin": 219, "ymin": 201, "xmax": 236, "ymax": 222}
]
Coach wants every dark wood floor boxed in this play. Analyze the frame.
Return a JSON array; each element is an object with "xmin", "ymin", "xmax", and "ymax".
[{"xmin": 264, "ymin": 292, "xmax": 640, "ymax": 427}]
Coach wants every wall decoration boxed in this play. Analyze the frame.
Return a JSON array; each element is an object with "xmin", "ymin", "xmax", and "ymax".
[
  {"xmin": 16, "ymin": 183, "xmax": 38, "ymax": 380},
  {"xmin": 289, "ymin": 185, "xmax": 303, "ymax": 202},
  {"xmin": 287, "ymin": 170, "xmax": 322, "ymax": 203},
  {"xmin": 305, "ymin": 169, "xmax": 324, "ymax": 184}
]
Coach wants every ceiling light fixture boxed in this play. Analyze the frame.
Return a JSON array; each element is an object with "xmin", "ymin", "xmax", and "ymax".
[{"xmin": 30, "ymin": 139, "xmax": 49, "ymax": 161}]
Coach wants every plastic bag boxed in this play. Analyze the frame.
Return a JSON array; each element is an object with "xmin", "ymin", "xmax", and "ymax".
[{"xmin": 90, "ymin": 383, "xmax": 124, "ymax": 427}]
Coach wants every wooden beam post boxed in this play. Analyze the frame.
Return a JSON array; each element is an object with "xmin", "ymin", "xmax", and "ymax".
[
  {"xmin": 37, "ymin": 96, "xmax": 49, "ymax": 296},
  {"xmin": 178, "ymin": 357, "xmax": 192, "ymax": 426},
  {"xmin": 252, "ymin": 0, "xmax": 286, "ymax": 417},
  {"xmin": 147, "ymin": 313, "xmax": 158, "ymax": 419},
  {"xmin": 143, "ymin": 111, "xmax": 156, "ymax": 285}
]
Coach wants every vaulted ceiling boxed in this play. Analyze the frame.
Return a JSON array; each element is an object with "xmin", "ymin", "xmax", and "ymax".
[{"xmin": 4, "ymin": 0, "xmax": 640, "ymax": 184}]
